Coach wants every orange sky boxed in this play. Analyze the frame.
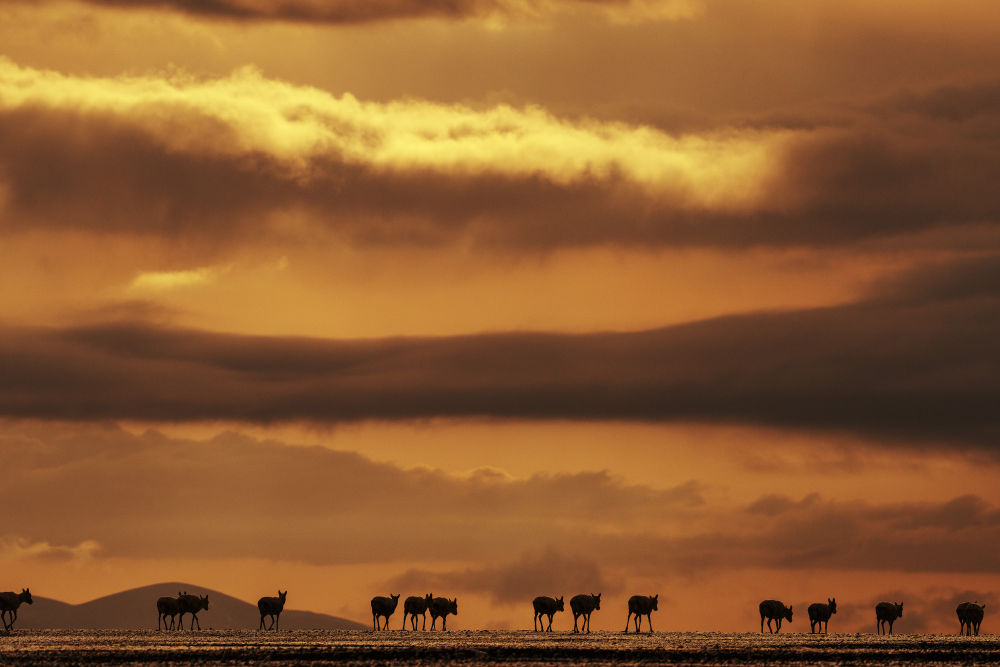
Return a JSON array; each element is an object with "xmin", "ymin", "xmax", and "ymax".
[{"xmin": 1, "ymin": 0, "xmax": 999, "ymax": 634}]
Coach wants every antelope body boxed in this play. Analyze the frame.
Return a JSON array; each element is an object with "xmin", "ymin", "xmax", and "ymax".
[
  {"xmin": 402, "ymin": 594, "xmax": 433, "ymax": 630},
  {"xmin": 532, "ymin": 595, "xmax": 564, "ymax": 632},
  {"xmin": 156, "ymin": 595, "xmax": 181, "ymax": 631},
  {"xmin": 570, "ymin": 593, "xmax": 601, "ymax": 634},
  {"xmin": 370, "ymin": 593, "xmax": 399, "ymax": 630},
  {"xmin": 807, "ymin": 598, "xmax": 837, "ymax": 634},
  {"xmin": 0, "ymin": 588, "xmax": 32, "ymax": 632},
  {"xmin": 624, "ymin": 594, "xmax": 658, "ymax": 633},
  {"xmin": 428, "ymin": 596, "xmax": 458, "ymax": 630},
  {"xmin": 957, "ymin": 602, "xmax": 985, "ymax": 636},
  {"xmin": 759, "ymin": 599, "xmax": 793, "ymax": 633},
  {"xmin": 875, "ymin": 601, "xmax": 903, "ymax": 635},
  {"xmin": 178, "ymin": 593, "xmax": 210, "ymax": 630},
  {"xmin": 258, "ymin": 590, "xmax": 287, "ymax": 631}
]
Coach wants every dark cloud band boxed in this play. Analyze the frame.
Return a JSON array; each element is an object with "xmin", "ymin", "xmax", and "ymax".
[
  {"xmin": 3, "ymin": 0, "xmax": 692, "ymax": 24},
  {"xmin": 1, "ymin": 255, "xmax": 998, "ymax": 443}
]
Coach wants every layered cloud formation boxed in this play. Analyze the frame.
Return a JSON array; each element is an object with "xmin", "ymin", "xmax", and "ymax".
[
  {"xmin": 4, "ymin": 423, "xmax": 1000, "ymax": 582},
  {"xmin": 0, "ymin": 58, "xmax": 780, "ymax": 247},
  {"xmin": 3, "ymin": 58, "xmax": 999, "ymax": 250},
  {"xmin": 2, "ymin": 255, "xmax": 997, "ymax": 445},
  {"xmin": 3, "ymin": 0, "xmax": 999, "ymax": 633}
]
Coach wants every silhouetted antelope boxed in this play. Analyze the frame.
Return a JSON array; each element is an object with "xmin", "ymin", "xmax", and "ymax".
[
  {"xmin": 429, "ymin": 596, "xmax": 458, "ymax": 630},
  {"xmin": 258, "ymin": 590, "xmax": 287, "ymax": 631},
  {"xmin": 156, "ymin": 595, "xmax": 181, "ymax": 631},
  {"xmin": 625, "ymin": 594, "xmax": 658, "ymax": 633},
  {"xmin": 0, "ymin": 588, "xmax": 32, "ymax": 632},
  {"xmin": 759, "ymin": 600, "xmax": 792, "ymax": 633},
  {"xmin": 808, "ymin": 598, "xmax": 837, "ymax": 634},
  {"xmin": 370, "ymin": 594, "xmax": 400, "ymax": 630},
  {"xmin": 532, "ymin": 596, "xmax": 564, "ymax": 632},
  {"xmin": 957, "ymin": 602, "xmax": 985, "ymax": 636},
  {"xmin": 178, "ymin": 593, "xmax": 210, "ymax": 630},
  {"xmin": 875, "ymin": 601, "xmax": 903, "ymax": 635},
  {"xmin": 402, "ymin": 594, "xmax": 433, "ymax": 630},
  {"xmin": 570, "ymin": 593, "xmax": 601, "ymax": 633}
]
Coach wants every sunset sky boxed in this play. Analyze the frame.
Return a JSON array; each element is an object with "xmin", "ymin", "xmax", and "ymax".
[{"xmin": 2, "ymin": 0, "xmax": 999, "ymax": 634}]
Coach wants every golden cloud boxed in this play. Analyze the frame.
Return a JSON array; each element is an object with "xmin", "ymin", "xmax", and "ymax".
[
  {"xmin": 129, "ymin": 265, "xmax": 226, "ymax": 292},
  {"xmin": 0, "ymin": 535, "xmax": 101, "ymax": 562},
  {"xmin": 0, "ymin": 57, "xmax": 785, "ymax": 212},
  {"xmin": 2, "ymin": 57, "xmax": 997, "ymax": 250}
]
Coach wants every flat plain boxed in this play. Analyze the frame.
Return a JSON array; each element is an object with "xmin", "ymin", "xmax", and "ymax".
[{"xmin": 2, "ymin": 630, "xmax": 999, "ymax": 665}]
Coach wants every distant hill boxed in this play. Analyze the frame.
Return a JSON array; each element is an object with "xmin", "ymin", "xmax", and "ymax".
[{"xmin": 15, "ymin": 582, "xmax": 366, "ymax": 630}]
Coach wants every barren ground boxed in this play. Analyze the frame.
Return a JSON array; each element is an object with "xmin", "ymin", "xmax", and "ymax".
[{"xmin": 2, "ymin": 629, "xmax": 998, "ymax": 665}]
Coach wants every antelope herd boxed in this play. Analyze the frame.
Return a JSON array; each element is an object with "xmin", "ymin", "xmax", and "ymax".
[
  {"xmin": 155, "ymin": 591, "xmax": 210, "ymax": 631},
  {"xmin": 0, "ymin": 585, "xmax": 991, "ymax": 635}
]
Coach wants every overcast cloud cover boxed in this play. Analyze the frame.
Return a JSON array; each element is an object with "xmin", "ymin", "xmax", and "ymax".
[{"xmin": 1, "ymin": 0, "xmax": 999, "ymax": 633}]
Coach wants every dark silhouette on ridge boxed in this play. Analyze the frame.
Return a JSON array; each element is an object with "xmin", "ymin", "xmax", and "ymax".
[
  {"xmin": 258, "ymin": 590, "xmax": 287, "ymax": 631},
  {"xmin": 957, "ymin": 602, "xmax": 985, "ymax": 636},
  {"xmin": 178, "ymin": 592, "xmax": 210, "ymax": 630},
  {"xmin": 0, "ymin": 588, "xmax": 33, "ymax": 631},
  {"xmin": 875, "ymin": 601, "xmax": 903, "ymax": 635},
  {"xmin": 428, "ymin": 596, "xmax": 458, "ymax": 631},
  {"xmin": 370, "ymin": 593, "xmax": 399, "ymax": 630},
  {"xmin": 570, "ymin": 593, "xmax": 601, "ymax": 634},
  {"xmin": 624, "ymin": 594, "xmax": 658, "ymax": 633},
  {"xmin": 156, "ymin": 593, "xmax": 182, "ymax": 630},
  {"xmin": 759, "ymin": 599, "xmax": 793, "ymax": 633},
  {"xmin": 807, "ymin": 597, "xmax": 837, "ymax": 634},
  {"xmin": 402, "ymin": 593, "xmax": 433, "ymax": 630},
  {"xmin": 532, "ymin": 595, "xmax": 564, "ymax": 632}
]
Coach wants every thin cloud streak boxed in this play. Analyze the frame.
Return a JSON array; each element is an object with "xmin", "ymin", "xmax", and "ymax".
[
  {"xmin": 0, "ymin": 536, "xmax": 101, "ymax": 562},
  {"xmin": 129, "ymin": 265, "xmax": 224, "ymax": 291},
  {"xmin": 6, "ymin": 0, "xmax": 702, "ymax": 25}
]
